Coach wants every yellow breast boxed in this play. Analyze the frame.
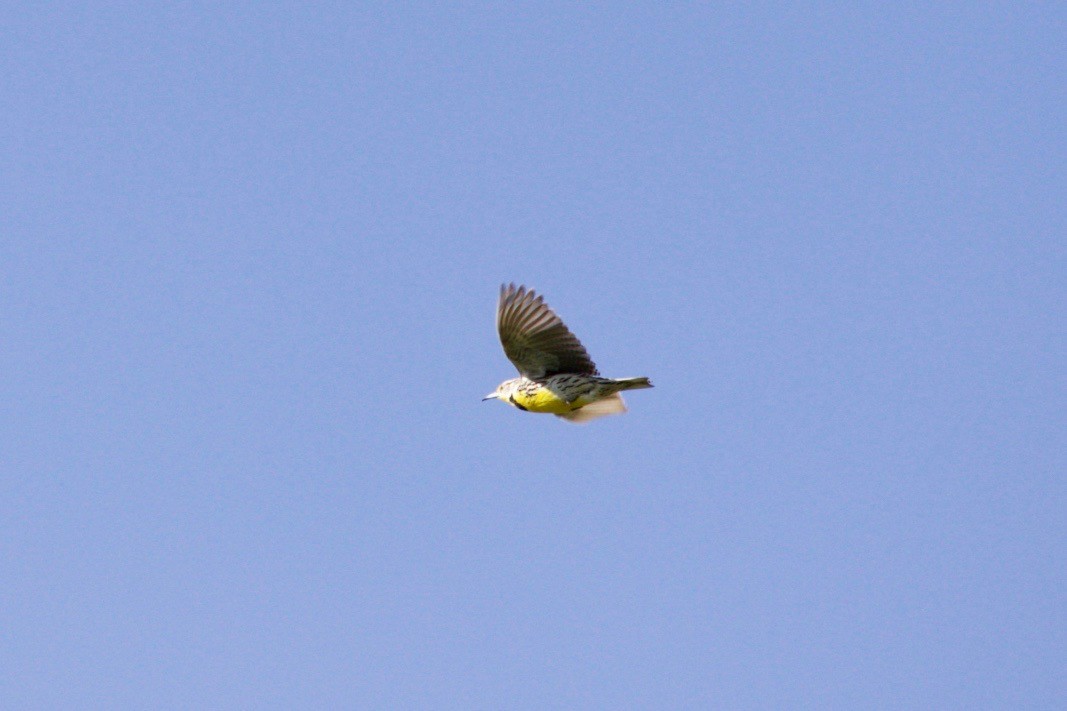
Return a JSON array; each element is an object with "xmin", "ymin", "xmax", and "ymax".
[{"xmin": 511, "ymin": 385, "xmax": 575, "ymax": 414}]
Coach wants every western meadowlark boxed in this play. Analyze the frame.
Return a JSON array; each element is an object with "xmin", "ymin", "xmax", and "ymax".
[{"xmin": 483, "ymin": 283, "xmax": 653, "ymax": 423}]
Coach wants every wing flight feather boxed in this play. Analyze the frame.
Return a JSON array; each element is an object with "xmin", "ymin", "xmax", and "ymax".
[{"xmin": 496, "ymin": 283, "xmax": 598, "ymax": 379}]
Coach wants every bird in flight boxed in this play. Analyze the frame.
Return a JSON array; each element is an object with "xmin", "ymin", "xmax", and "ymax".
[{"xmin": 483, "ymin": 283, "xmax": 652, "ymax": 423}]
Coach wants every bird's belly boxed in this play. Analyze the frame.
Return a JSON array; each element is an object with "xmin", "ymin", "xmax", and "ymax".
[{"xmin": 512, "ymin": 387, "xmax": 575, "ymax": 414}]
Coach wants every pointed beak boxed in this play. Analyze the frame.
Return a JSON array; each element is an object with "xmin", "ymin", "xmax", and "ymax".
[{"xmin": 482, "ymin": 392, "xmax": 498, "ymax": 401}]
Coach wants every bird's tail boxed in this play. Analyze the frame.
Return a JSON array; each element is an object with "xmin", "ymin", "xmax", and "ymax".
[{"xmin": 614, "ymin": 377, "xmax": 653, "ymax": 391}]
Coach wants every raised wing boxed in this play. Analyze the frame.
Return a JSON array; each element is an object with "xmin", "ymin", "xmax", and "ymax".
[{"xmin": 496, "ymin": 283, "xmax": 598, "ymax": 379}]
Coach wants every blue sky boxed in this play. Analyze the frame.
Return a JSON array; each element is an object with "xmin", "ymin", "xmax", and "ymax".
[{"xmin": 2, "ymin": 3, "xmax": 1064, "ymax": 708}]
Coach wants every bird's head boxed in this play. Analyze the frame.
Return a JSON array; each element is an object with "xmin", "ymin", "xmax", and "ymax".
[{"xmin": 482, "ymin": 378, "xmax": 519, "ymax": 403}]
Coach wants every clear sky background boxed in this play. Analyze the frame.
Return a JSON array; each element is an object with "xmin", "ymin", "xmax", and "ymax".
[{"xmin": 2, "ymin": 3, "xmax": 1064, "ymax": 709}]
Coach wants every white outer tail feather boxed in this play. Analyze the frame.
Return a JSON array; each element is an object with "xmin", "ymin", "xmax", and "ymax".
[{"xmin": 615, "ymin": 377, "xmax": 652, "ymax": 390}]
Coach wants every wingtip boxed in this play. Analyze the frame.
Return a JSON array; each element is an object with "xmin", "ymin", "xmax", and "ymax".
[{"xmin": 501, "ymin": 282, "xmax": 530, "ymax": 296}]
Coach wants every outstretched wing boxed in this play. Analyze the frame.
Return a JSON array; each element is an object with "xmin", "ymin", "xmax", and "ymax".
[
  {"xmin": 496, "ymin": 283, "xmax": 598, "ymax": 379},
  {"xmin": 557, "ymin": 394, "xmax": 627, "ymax": 423}
]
